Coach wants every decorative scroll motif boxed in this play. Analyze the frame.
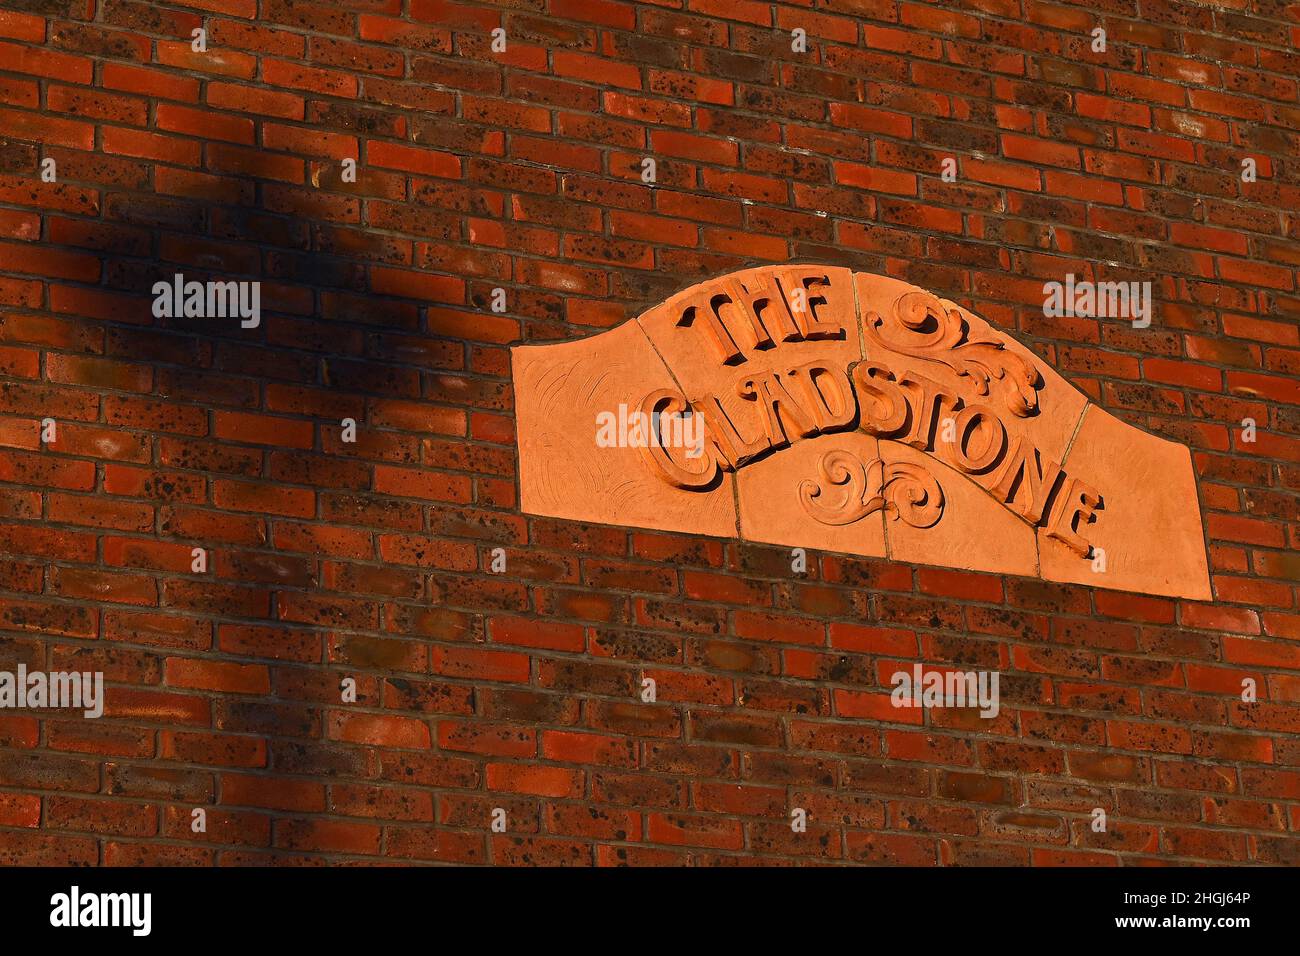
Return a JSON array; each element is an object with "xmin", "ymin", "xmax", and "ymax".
[
  {"xmin": 799, "ymin": 449, "xmax": 944, "ymax": 528},
  {"xmin": 864, "ymin": 291, "xmax": 1042, "ymax": 418}
]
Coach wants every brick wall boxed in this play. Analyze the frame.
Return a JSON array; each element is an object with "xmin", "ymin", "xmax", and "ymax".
[{"xmin": 0, "ymin": 0, "xmax": 1297, "ymax": 866}]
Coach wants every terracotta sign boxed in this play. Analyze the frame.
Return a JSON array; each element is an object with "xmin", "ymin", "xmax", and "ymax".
[{"xmin": 512, "ymin": 266, "xmax": 1212, "ymax": 600}]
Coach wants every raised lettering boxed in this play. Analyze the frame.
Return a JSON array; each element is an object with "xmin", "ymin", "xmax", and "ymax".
[
  {"xmin": 988, "ymin": 436, "xmax": 1065, "ymax": 525},
  {"xmin": 738, "ymin": 370, "xmax": 821, "ymax": 447},
  {"xmin": 852, "ymin": 362, "xmax": 909, "ymax": 437},
  {"xmin": 1046, "ymin": 477, "xmax": 1102, "ymax": 556},
  {"xmin": 637, "ymin": 390, "xmax": 719, "ymax": 489}
]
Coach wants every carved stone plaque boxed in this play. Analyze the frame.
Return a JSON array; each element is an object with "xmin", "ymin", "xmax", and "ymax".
[{"xmin": 511, "ymin": 266, "xmax": 1213, "ymax": 600}]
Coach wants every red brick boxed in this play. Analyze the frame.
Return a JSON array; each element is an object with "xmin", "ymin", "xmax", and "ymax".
[
  {"xmin": 215, "ymin": 412, "xmax": 314, "ymax": 449},
  {"xmin": 0, "ymin": 40, "xmax": 92, "ymax": 84}
]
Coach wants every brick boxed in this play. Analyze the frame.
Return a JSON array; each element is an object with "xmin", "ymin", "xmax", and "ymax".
[
  {"xmin": 207, "ymin": 81, "xmax": 304, "ymax": 119},
  {"xmin": 0, "ymin": 40, "xmax": 92, "ymax": 84},
  {"xmin": 103, "ymin": 62, "xmax": 200, "ymax": 100},
  {"xmin": 214, "ymin": 480, "xmax": 315, "ymax": 518},
  {"xmin": 368, "ymin": 141, "xmax": 460, "ymax": 178},
  {"xmin": 215, "ymin": 411, "xmax": 313, "ymax": 449}
]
